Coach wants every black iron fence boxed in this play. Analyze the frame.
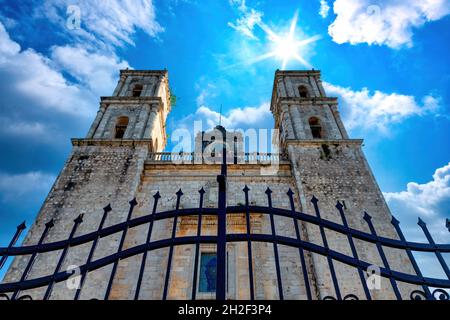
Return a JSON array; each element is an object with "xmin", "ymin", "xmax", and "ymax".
[
  {"xmin": 0, "ymin": 185, "xmax": 449, "ymax": 300},
  {"xmin": 0, "ymin": 142, "xmax": 449, "ymax": 300}
]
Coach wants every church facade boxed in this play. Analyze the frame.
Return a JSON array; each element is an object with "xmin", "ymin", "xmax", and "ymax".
[{"xmin": 2, "ymin": 69, "xmax": 419, "ymax": 300}]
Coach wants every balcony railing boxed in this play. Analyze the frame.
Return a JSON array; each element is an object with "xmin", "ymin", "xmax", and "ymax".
[{"xmin": 147, "ymin": 152, "xmax": 288, "ymax": 164}]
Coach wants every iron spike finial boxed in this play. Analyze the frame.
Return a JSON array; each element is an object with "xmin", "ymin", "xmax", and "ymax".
[
  {"xmin": 45, "ymin": 219, "xmax": 55, "ymax": 228},
  {"xmin": 199, "ymin": 187, "xmax": 205, "ymax": 195},
  {"xmin": 391, "ymin": 215, "xmax": 400, "ymax": 226},
  {"xmin": 287, "ymin": 188, "xmax": 294, "ymax": 197},
  {"xmin": 176, "ymin": 188, "xmax": 184, "ymax": 197},
  {"xmin": 243, "ymin": 185, "xmax": 250, "ymax": 193},
  {"xmin": 310, "ymin": 195, "xmax": 318, "ymax": 204},
  {"xmin": 363, "ymin": 212, "xmax": 372, "ymax": 222},
  {"xmin": 129, "ymin": 197, "xmax": 138, "ymax": 207},
  {"xmin": 335, "ymin": 201, "xmax": 343, "ymax": 210},
  {"xmin": 103, "ymin": 204, "xmax": 112, "ymax": 213},
  {"xmin": 418, "ymin": 217, "xmax": 427, "ymax": 228},
  {"xmin": 265, "ymin": 187, "xmax": 272, "ymax": 195},
  {"xmin": 153, "ymin": 191, "xmax": 161, "ymax": 199},
  {"xmin": 17, "ymin": 221, "xmax": 26, "ymax": 230},
  {"xmin": 74, "ymin": 214, "xmax": 84, "ymax": 224}
]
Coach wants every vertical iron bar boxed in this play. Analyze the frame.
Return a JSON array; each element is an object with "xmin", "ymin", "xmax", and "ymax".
[
  {"xmin": 311, "ymin": 196, "xmax": 341, "ymax": 300},
  {"xmin": 391, "ymin": 216, "xmax": 432, "ymax": 298},
  {"xmin": 287, "ymin": 189, "xmax": 312, "ymax": 300},
  {"xmin": 134, "ymin": 192, "xmax": 161, "ymax": 300},
  {"xmin": 336, "ymin": 202, "xmax": 371, "ymax": 300},
  {"xmin": 363, "ymin": 212, "xmax": 402, "ymax": 300},
  {"xmin": 418, "ymin": 218, "xmax": 450, "ymax": 280},
  {"xmin": 162, "ymin": 189, "xmax": 183, "ymax": 300},
  {"xmin": 266, "ymin": 187, "xmax": 284, "ymax": 300},
  {"xmin": 44, "ymin": 214, "xmax": 84, "ymax": 300},
  {"xmin": 191, "ymin": 187, "xmax": 205, "ymax": 300},
  {"xmin": 11, "ymin": 219, "xmax": 54, "ymax": 300},
  {"xmin": 0, "ymin": 221, "xmax": 26, "ymax": 270},
  {"xmin": 243, "ymin": 185, "xmax": 255, "ymax": 300},
  {"xmin": 216, "ymin": 173, "xmax": 227, "ymax": 300},
  {"xmin": 74, "ymin": 204, "xmax": 111, "ymax": 300},
  {"xmin": 216, "ymin": 128, "xmax": 227, "ymax": 300},
  {"xmin": 104, "ymin": 198, "xmax": 138, "ymax": 300}
]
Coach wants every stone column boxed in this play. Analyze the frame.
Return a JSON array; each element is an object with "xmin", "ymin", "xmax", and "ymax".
[
  {"xmin": 143, "ymin": 105, "xmax": 159, "ymax": 139},
  {"xmin": 113, "ymin": 74, "xmax": 127, "ymax": 96},
  {"xmin": 277, "ymin": 78, "xmax": 286, "ymax": 97},
  {"xmin": 138, "ymin": 104, "xmax": 151, "ymax": 139},
  {"xmin": 153, "ymin": 75, "xmax": 163, "ymax": 97},
  {"xmin": 86, "ymin": 103, "xmax": 107, "ymax": 138},
  {"xmin": 291, "ymin": 105, "xmax": 307, "ymax": 139},
  {"xmin": 281, "ymin": 105, "xmax": 295, "ymax": 140},
  {"xmin": 330, "ymin": 104, "xmax": 349, "ymax": 139},
  {"xmin": 316, "ymin": 77, "xmax": 326, "ymax": 97}
]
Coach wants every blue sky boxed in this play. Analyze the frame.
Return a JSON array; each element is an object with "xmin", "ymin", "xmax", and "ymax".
[{"xmin": 0, "ymin": 0, "xmax": 449, "ymax": 282}]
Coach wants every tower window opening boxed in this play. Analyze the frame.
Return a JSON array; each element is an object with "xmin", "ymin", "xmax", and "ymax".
[
  {"xmin": 115, "ymin": 116, "xmax": 129, "ymax": 139},
  {"xmin": 132, "ymin": 84, "xmax": 143, "ymax": 97},
  {"xmin": 198, "ymin": 252, "xmax": 217, "ymax": 293},
  {"xmin": 233, "ymin": 136, "xmax": 238, "ymax": 164},
  {"xmin": 309, "ymin": 117, "xmax": 322, "ymax": 139},
  {"xmin": 299, "ymin": 85, "xmax": 309, "ymax": 98},
  {"xmin": 211, "ymin": 136, "xmax": 216, "ymax": 157}
]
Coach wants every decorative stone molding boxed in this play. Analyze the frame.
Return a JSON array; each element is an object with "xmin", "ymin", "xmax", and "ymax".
[
  {"xmin": 71, "ymin": 138, "xmax": 153, "ymax": 151},
  {"xmin": 286, "ymin": 139, "xmax": 363, "ymax": 146},
  {"xmin": 278, "ymin": 97, "xmax": 338, "ymax": 105}
]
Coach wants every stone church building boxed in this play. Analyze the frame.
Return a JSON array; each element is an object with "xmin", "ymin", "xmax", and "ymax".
[{"xmin": 2, "ymin": 69, "xmax": 416, "ymax": 300}]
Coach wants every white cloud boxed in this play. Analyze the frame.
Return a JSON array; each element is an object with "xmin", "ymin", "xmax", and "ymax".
[
  {"xmin": 384, "ymin": 162, "xmax": 450, "ymax": 244},
  {"xmin": 173, "ymin": 101, "xmax": 273, "ymax": 137},
  {"xmin": 328, "ymin": 0, "xmax": 450, "ymax": 48},
  {"xmin": 51, "ymin": 45, "xmax": 129, "ymax": 97},
  {"xmin": 36, "ymin": 0, "xmax": 163, "ymax": 48},
  {"xmin": 323, "ymin": 82, "xmax": 440, "ymax": 133},
  {"xmin": 196, "ymin": 102, "xmax": 272, "ymax": 129},
  {"xmin": 169, "ymin": 101, "xmax": 274, "ymax": 153},
  {"xmin": 0, "ymin": 22, "xmax": 20, "ymax": 57},
  {"xmin": 319, "ymin": 0, "xmax": 331, "ymax": 18},
  {"xmin": 0, "ymin": 171, "xmax": 55, "ymax": 203},
  {"xmin": 228, "ymin": 9, "xmax": 263, "ymax": 40},
  {"xmin": 196, "ymin": 83, "xmax": 218, "ymax": 106},
  {"xmin": 0, "ymin": 22, "xmax": 96, "ymax": 117},
  {"xmin": 0, "ymin": 117, "xmax": 46, "ymax": 136},
  {"xmin": 228, "ymin": 0, "xmax": 263, "ymax": 39}
]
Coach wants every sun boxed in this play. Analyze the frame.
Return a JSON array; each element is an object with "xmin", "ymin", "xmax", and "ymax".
[
  {"xmin": 251, "ymin": 11, "xmax": 321, "ymax": 69},
  {"xmin": 274, "ymin": 36, "xmax": 298, "ymax": 61}
]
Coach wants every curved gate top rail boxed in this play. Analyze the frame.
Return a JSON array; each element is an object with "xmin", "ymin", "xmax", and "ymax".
[{"xmin": 0, "ymin": 185, "xmax": 449, "ymax": 301}]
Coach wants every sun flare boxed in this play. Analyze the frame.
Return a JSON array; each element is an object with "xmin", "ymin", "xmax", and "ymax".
[{"xmin": 251, "ymin": 11, "xmax": 321, "ymax": 69}]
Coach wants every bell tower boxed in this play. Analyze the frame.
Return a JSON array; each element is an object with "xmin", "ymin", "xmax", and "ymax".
[
  {"xmin": 85, "ymin": 69, "xmax": 171, "ymax": 152},
  {"xmin": 271, "ymin": 70, "xmax": 349, "ymax": 146},
  {"xmin": 2, "ymin": 70, "xmax": 173, "ymax": 300},
  {"xmin": 271, "ymin": 70, "xmax": 414, "ymax": 299}
]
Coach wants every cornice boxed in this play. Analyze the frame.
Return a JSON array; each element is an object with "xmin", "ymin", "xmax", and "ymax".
[
  {"xmin": 119, "ymin": 69, "xmax": 168, "ymax": 77},
  {"xmin": 278, "ymin": 97, "xmax": 338, "ymax": 105},
  {"xmin": 100, "ymin": 96, "xmax": 162, "ymax": 104},
  {"xmin": 71, "ymin": 138, "xmax": 153, "ymax": 151},
  {"xmin": 275, "ymin": 70, "xmax": 321, "ymax": 77},
  {"xmin": 286, "ymin": 139, "xmax": 363, "ymax": 146}
]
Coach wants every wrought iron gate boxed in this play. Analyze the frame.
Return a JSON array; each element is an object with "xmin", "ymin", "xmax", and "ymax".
[{"xmin": 0, "ymin": 145, "xmax": 449, "ymax": 300}]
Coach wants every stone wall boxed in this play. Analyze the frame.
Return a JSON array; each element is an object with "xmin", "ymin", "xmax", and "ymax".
[
  {"xmin": 287, "ymin": 140, "xmax": 417, "ymax": 299},
  {"xmin": 2, "ymin": 141, "xmax": 150, "ymax": 300},
  {"xmin": 108, "ymin": 162, "xmax": 317, "ymax": 300}
]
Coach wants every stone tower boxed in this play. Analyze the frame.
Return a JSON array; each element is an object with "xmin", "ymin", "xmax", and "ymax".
[
  {"xmin": 86, "ymin": 69, "xmax": 170, "ymax": 151},
  {"xmin": 3, "ymin": 70, "xmax": 173, "ymax": 299},
  {"xmin": 2, "ymin": 69, "xmax": 416, "ymax": 300},
  {"xmin": 271, "ymin": 70, "xmax": 414, "ymax": 299}
]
